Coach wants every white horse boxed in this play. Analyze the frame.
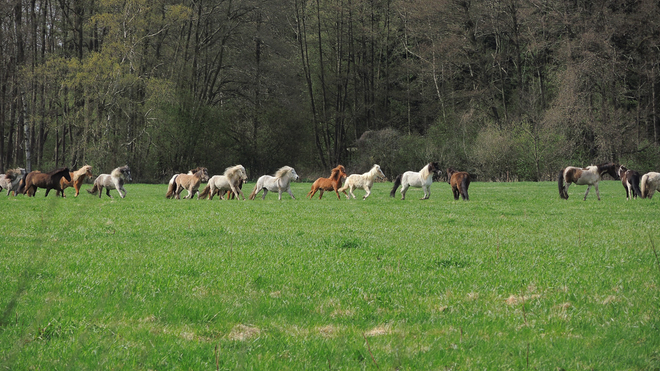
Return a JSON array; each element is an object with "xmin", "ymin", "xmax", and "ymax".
[
  {"xmin": 198, "ymin": 165, "xmax": 248, "ymax": 200},
  {"xmin": 339, "ymin": 164, "xmax": 385, "ymax": 200},
  {"xmin": 249, "ymin": 166, "xmax": 299, "ymax": 200},
  {"xmin": 0, "ymin": 168, "xmax": 26, "ymax": 196},
  {"xmin": 88, "ymin": 165, "xmax": 132, "ymax": 198},
  {"xmin": 390, "ymin": 162, "xmax": 441, "ymax": 200},
  {"xmin": 641, "ymin": 172, "xmax": 660, "ymax": 199}
]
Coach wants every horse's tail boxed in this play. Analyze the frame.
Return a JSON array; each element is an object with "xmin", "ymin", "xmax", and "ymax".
[
  {"xmin": 248, "ymin": 181, "xmax": 260, "ymax": 200},
  {"xmin": 558, "ymin": 169, "xmax": 568, "ymax": 199},
  {"xmin": 630, "ymin": 172, "xmax": 642, "ymax": 198},
  {"xmin": 165, "ymin": 175, "xmax": 178, "ymax": 198},
  {"xmin": 461, "ymin": 175, "xmax": 470, "ymax": 201},
  {"xmin": 390, "ymin": 174, "xmax": 402, "ymax": 197},
  {"xmin": 199, "ymin": 184, "xmax": 211, "ymax": 199},
  {"xmin": 641, "ymin": 173, "xmax": 649, "ymax": 198},
  {"xmin": 87, "ymin": 183, "xmax": 99, "ymax": 195}
]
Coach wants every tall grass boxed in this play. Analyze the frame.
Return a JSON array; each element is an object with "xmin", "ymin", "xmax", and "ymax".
[{"xmin": 1, "ymin": 180, "xmax": 658, "ymax": 369}]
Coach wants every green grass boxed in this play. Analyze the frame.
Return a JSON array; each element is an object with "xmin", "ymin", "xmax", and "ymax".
[{"xmin": 1, "ymin": 180, "xmax": 659, "ymax": 370}]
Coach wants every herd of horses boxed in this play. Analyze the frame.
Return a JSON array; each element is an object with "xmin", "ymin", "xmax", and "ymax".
[{"xmin": 2, "ymin": 162, "xmax": 660, "ymax": 201}]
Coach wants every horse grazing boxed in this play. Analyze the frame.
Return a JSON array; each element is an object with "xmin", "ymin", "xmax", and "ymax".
[
  {"xmin": 558, "ymin": 163, "xmax": 621, "ymax": 201},
  {"xmin": 307, "ymin": 165, "xmax": 348, "ymax": 200},
  {"xmin": 0, "ymin": 168, "xmax": 26, "ymax": 196},
  {"xmin": 390, "ymin": 162, "xmax": 441, "ymax": 200},
  {"xmin": 88, "ymin": 165, "xmax": 133, "ymax": 198},
  {"xmin": 198, "ymin": 165, "xmax": 248, "ymax": 200},
  {"xmin": 446, "ymin": 167, "xmax": 471, "ymax": 201},
  {"xmin": 166, "ymin": 167, "xmax": 209, "ymax": 199},
  {"xmin": 339, "ymin": 164, "xmax": 385, "ymax": 200},
  {"xmin": 619, "ymin": 166, "xmax": 642, "ymax": 200},
  {"xmin": 57, "ymin": 165, "xmax": 93, "ymax": 197},
  {"xmin": 641, "ymin": 172, "xmax": 660, "ymax": 199},
  {"xmin": 249, "ymin": 166, "xmax": 299, "ymax": 200},
  {"xmin": 22, "ymin": 167, "xmax": 71, "ymax": 197}
]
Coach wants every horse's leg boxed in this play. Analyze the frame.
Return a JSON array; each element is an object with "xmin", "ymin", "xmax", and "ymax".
[
  {"xmin": 595, "ymin": 183, "xmax": 601, "ymax": 201},
  {"xmin": 106, "ymin": 187, "xmax": 112, "ymax": 198},
  {"xmin": 45, "ymin": 188, "xmax": 51, "ymax": 197},
  {"xmin": 363, "ymin": 186, "xmax": 371, "ymax": 200},
  {"xmin": 119, "ymin": 186, "xmax": 126, "ymax": 198},
  {"xmin": 287, "ymin": 187, "xmax": 295, "ymax": 199},
  {"xmin": 421, "ymin": 185, "xmax": 430, "ymax": 200},
  {"xmin": 262, "ymin": 189, "xmax": 268, "ymax": 200},
  {"xmin": 349, "ymin": 186, "xmax": 357, "ymax": 199},
  {"xmin": 319, "ymin": 189, "xmax": 324, "ymax": 199},
  {"xmin": 400, "ymin": 184, "xmax": 408, "ymax": 200}
]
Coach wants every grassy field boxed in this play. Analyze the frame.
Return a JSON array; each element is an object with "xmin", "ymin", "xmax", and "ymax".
[{"xmin": 1, "ymin": 180, "xmax": 659, "ymax": 370}]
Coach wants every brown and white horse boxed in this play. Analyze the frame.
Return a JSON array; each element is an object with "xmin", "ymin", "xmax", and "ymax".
[
  {"xmin": 446, "ymin": 167, "xmax": 471, "ymax": 201},
  {"xmin": 22, "ymin": 167, "xmax": 72, "ymax": 197},
  {"xmin": 558, "ymin": 163, "xmax": 621, "ymax": 201},
  {"xmin": 641, "ymin": 172, "xmax": 660, "ymax": 199},
  {"xmin": 619, "ymin": 166, "xmax": 642, "ymax": 200},
  {"xmin": 307, "ymin": 165, "xmax": 348, "ymax": 200},
  {"xmin": 57, "ymin": 165, "xmax": 93, "ymax": 197},
  {"xmin": 166, "ymin": 167, "xmax": 209, "ymax": 199}
]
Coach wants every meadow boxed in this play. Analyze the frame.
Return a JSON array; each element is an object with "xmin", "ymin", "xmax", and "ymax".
[{"xmin": 1, "ymin": 180, "xmax": 659, "ymax": 370}]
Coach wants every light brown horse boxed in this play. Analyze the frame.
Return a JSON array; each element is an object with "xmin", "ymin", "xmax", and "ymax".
[
  {"xmin": 446, "ymin": 167, "xmax": 470, "ymax": 201},
  {"xmin": 22, "ymin": 167, "xmax": 72, "ymax": 197},
  {"xmin": 307, "ymin": 165, "xmax": 348, "ymax": 200},
  {"xmin": 166, "ymin": 167, "xmax": 209, "ymax": 199},
  {"xmin": 57, "ymin": 165, "xmax": 93, "ymax": 197}
]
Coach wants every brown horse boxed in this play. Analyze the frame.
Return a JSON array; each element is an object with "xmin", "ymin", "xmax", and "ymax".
[
  {"xmin": 166, "ymin": 167, "xmax": 209, "ymax": 199},
  {"xmin": 446, "ymin": 167, "xmax": 470, "ymax": 201},
  {"xmin": 307, "ymin": 165, "xmax": 348, "ymax": 200},
  {"xmin": 22, "ymin": 167, "xmax": 71, "ymax": 197},
  {"xmin": 619, "ymin": 166, "xmax": 642, "ymax": 200},
  {"xmin": 57, "ymin": 165, "xmax": 93, "ymax": 197}
]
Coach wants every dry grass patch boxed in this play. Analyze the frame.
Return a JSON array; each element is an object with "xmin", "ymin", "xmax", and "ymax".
[
  {"xmin": 228, "ymin": 324, "xmax": 261, "ymax": 341},
  {"xmin": 365, "ymin": 324, "xmax": 391, "ymax": 337}
]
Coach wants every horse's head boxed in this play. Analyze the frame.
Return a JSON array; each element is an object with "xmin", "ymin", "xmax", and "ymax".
[
  {"xmin": 290, "ymin": 168, "xmax": 299, "ymax": 181},
  {"xmin": 373, "ymin": 164, "xmax": 385, "ymax": 179},
  {"xmin": 617, "ymin": 165, "xmax": 627, "ymax": 179},
  {"xmin": 84, "ymin": 165, "xmax": 93, "ymax": 178},
  {"xmin": 121, "ymin": 166, "xmax": 133, "ymax": 181},
  {"xmin": 238, "ymin": 166, "xmax": 248, "ymax": 181},
  {"xmin": 600, "ymin": 163, "xmax": 621, "ymax": 180},
  {"xmin": 62, "ymin": 168, "xmax": 72, "ymax": 182},
  {"xmin": 196, "ymin": 167, "xmax": 209, "ymax": 182},
  {"xmin": 429, "ymin": 162, "xmax": 442, "ymax": 176}
]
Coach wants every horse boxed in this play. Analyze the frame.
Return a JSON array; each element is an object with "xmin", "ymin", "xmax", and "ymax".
[
  {"xmin": 22, "ymin": 167, "xmax": 71, "ymax": 197},
  {"xmin": 641, "ymin": 172, "xmax": 660, "ymax": 199},
  {"xmin": 338, "ymin": 164, "xmax": 385, "ymax": 200},
  {"xmin": 88, "ymin": 165, "xmax": 133, "ymax": 198},
  {"xmin": 307, "ymin": 165, "xmax": 348, "ymax": 200},
  {"xmin": 166, "ymin": 167, "xmax": 209, "ymax": 199},
  {"xmin": 389, "ymin": 162, "xmax": 441, "ymax": 200},
  {"xmin": 446, "ymin": 167, "xmax": 471, "ymax": 201},
  {"xmin": 558, "ymin": 163, "xmax": 621, "ymax": 201},
  {"xmin": 249, "ymin": 166, "xmax": 299, "ymax": 200},
  {"xmin": 198, "ymin": 165, "xmax": 248, "ymax": 200},
  {"xmin": 0, "ymin": 168, "xmax": 26, "ymax": 196},
  {"xmin": 619, "ymin": 166, "xmax": 642, "ymax": 200},
  {"xmin": 57, "ymin": 165, "xmax": 93, "ymax": 197}
]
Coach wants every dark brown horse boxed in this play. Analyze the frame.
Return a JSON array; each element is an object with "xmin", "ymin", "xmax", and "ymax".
[
  {"xmin": 619, "ymin": 166, "xmax": 642, "ymax": 200},
  {"xmin": 446, "ymin": 167, "xmax": 470, "ymax": 201},
  {"xmin": 307, "ymin": 165, "xmax": 348, "ymax": 200},
  {"xmin": 22, "ymin": 167, "xmax": 71, "ymax": 197}
]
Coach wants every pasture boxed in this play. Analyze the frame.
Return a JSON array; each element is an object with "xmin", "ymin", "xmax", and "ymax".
[{"xmin": 1, "ymin": 180, "xmax": 659, "ymax": 370}]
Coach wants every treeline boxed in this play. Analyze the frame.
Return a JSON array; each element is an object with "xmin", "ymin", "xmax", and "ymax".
[{"xmin": 1, "ymin": 0, "xmax": 659, "ymax": 182}]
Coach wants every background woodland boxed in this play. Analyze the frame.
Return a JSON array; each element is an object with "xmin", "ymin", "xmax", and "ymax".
[{"xmin": 1, "ymin": 0, "xmax": 659, "ymax": 182}]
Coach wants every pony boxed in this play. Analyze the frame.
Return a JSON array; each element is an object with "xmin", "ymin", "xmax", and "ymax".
[
  {"xmin": 166, "ymin": 167, "xmax": 207, "ymax": 198},
  {"xmin": 389, "ymin": 162, "xmax": 441, "ymax": 200},
  {"xmin": 166, "ymin": 167, "xmax": 209, "ymax": 199},
  {"xmin": 57, "ymin": 165, "xmax": 93, "ymax": 197},
  {"xmin": 88, "ymin": 165, "xmax": 133, "ymax": 198},
  {"xmin": 619, "ymin": 166, "xmax": 642, "ymax": 200},
  {"xmin": 249, "ymin": 166, "xmax": 299, "ymax": 200},
  {"xmin": 641, "ymin": 172, "xmax": 660, "ymax": 199},
  {"xmin": 22, "ymin": 167, "xmax": 71, "ymax": 197},
  {"xmin": 0, "ymin": 168, "xmax": 26, "ymax": 196},
  {"xmin": 338, "ymin": 164, "xmax": 385, "ymax": 200},
  {"xmin": 446, "ymin": 167, "xmax": 471, "ymax": 201},
  {"xmin": 198, "ymin": 165, "xmax": 248, "ymax": 200},
  {"xmin": 558, "ymin": 163, "xmax": 621, "ymax": 201},
  {"xmin": 307, "ymin": 165, "xmax": 348, "ymax": 200}
]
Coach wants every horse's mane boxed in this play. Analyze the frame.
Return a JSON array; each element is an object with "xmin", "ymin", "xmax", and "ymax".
[
  {"xmin": 368, "ymin": 164, "xmax": 381, "ymax": 175},
  {"xmin": 4, "ymin": 168, "xmax": 24, "ymax": 180},
  {"xmin": 72, "ymin": 165, "xmax": 92, "ymax": 182},
  {"xmin": 48, "ymin": 167, "xmax": 69, "ymax": 175},
  {"xmin": 419, "ymin": 164, "xmax": 431, "ymax": 179},
  {"xmin": 275, "ymin": 166, "xmax": 294, "ymax": 179},
  {"xmin": 224, "ymin": 165, "xmax": 246, "ymax": 179},
  {"xmin": 111, "ymin": 165, "xmax": 130, "ymax": 178},
  {"xmin": 188, "ymin": 167, "xmax": 205, "ymax": 174},
  {"xmin": 329, "ymin": 165, "xmax": 345, "ymax": 181}
]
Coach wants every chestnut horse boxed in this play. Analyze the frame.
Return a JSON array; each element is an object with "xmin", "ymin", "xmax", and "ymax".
[
  {"xmin": 307, "ymin": 165, "xmax": 348, "ymax": 200},
  {"xmin": 641, "ymin": 172, "xmax": 660, "ymax": 199},
  {"xmin": 57, "ymin": 165, "xmax": 93, "ymax": 197},
  {"xmin": 446, "ymin": 167, "xmax": 471, "ymax": 201},
  {"xmin": 619, "ymin": 166, "xmax": 642, "ymax": 200},
  {"xmin": 22, "ymin": 167, "xmax": 71, "ymax": 197},
  {"xmin": 558, "ymin": 163, "xmax": 621, "ymax": 201},
  {"xmin": 166, "ymin": 167, "xmax": 209, "ymax": 199}
]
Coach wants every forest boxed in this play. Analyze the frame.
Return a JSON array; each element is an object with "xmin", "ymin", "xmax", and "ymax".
[{"xmin": 1, "ymin": 0, "xmax": 659, "ymax": 182}]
